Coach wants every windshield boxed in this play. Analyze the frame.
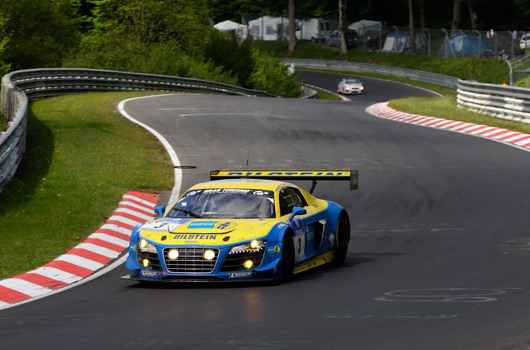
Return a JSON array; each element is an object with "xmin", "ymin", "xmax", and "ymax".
[
  {"xmin": 344, "ymin": 79, "xmax": 360, "ymax": 85},
  {"xmin": 167, "ymin": 188, "xmax": 275, "ymax": 219}
]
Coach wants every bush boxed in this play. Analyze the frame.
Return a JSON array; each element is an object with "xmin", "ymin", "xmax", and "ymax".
[
  {"xmin": 249, "ymin": 50, "xmax": 301, "ymax": 97},
  {"xmin": 203, "ymin": 30, "xmax": 255, "ymax": 88}
]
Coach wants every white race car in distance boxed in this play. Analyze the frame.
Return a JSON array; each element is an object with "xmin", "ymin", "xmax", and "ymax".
[{"xmin": 337, "ymin": 78, "xmax": 365, "ymax": 95}]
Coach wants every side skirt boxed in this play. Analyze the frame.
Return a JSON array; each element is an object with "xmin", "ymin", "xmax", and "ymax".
[{"xmin": 293, "ymin": 251, "xmax": 334, "ymax": 274}]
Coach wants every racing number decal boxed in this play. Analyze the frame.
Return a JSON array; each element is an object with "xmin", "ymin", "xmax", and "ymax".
[
  {"xmin": 293, "ymin": 235, "xmax": 305, "ymax": 262},
  {"xmin": 290, "ymin": 217, "xmax": 306, "ymax": 262}
]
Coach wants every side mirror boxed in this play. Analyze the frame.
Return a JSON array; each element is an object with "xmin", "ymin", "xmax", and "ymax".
[
  {"xmin": 154, "ymin": 206, "xmax": 166, "ymax": 218},
  {"xmin": 288, "ymin": 207, "xmax": 307, "ymax": 222}
]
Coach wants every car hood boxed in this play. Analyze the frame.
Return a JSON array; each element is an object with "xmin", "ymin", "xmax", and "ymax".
[{"xmin": 137, "ymin": 218, "xmax": 279, "ymax": 246}]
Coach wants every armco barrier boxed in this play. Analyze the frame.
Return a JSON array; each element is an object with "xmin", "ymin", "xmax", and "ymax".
[
  {"xmin": 281, "ymin": 58, "xmax": 459, "ymax": 88},
  {"xmin": 0, "ymin": 68, "xmax": 276, "ymax": 193},
  {"xmin": 457, "ymin": 80, "xmax": 530, "ymax": 123},
  {"xmin": 0, "ymin": 75, "xmax": 27, "ymax": 194}
]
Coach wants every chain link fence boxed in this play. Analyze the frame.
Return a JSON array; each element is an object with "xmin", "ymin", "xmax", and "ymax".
[{"xmin": 239, "ymin": 14, "xmax": 526, "ymax": 60}]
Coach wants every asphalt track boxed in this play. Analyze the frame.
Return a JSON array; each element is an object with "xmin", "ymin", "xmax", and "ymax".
[{"xmin": 2, "ymin": 71, "xmax": 530, "ymax": 349}]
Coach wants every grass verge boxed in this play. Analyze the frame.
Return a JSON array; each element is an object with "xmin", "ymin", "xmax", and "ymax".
[
  {"xmin": 389, "ymin": 94, "xmax": 530, "ymax": 134},
  {"xmin": 255, "ymin": 41, "xmax": 510, "ymax": 84},
  {"xmin": 315, "ymin": 88, "xmax": 342, "ymax": 100},
  {"xmin": 0, "ymin": 92, "xmax": 173, "ymax": 280}
]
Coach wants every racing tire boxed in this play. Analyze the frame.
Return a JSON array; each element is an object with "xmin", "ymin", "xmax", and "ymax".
[
  {"xmin": 333, "ymin": 212, "xmax": 350, "ymax": 265},
  {"xmin": 281, "ymin": 233, "xmax": 295, "ymax": 282}
]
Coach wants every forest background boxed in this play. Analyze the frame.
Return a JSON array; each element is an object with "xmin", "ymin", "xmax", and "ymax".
[{"xmin": 1, "ymin": 0, "xmax": 530, "ymax": 97}]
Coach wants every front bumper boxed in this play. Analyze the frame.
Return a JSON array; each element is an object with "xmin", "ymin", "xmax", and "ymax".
[
  {"xmin": 343, "ymin": 89, "xmax": 364, "ymax": 94},
  {"xmin": 124, "ymin": 242, "xmax": 282, "ymax": 282}
]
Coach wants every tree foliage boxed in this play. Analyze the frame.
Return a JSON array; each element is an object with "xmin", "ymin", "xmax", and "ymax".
[{"xmin": 0, "ymin": 0, "xmax": 80, "ymax": 70}]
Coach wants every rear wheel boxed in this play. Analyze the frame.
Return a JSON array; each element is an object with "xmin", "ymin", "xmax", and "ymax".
[
  {"xmin": 281, "ymin": 233, "xmax": 295, "ymax": 282},
  {"xmin": 333, "ymin": 212, "xmax": 350, "ymax": 265}
]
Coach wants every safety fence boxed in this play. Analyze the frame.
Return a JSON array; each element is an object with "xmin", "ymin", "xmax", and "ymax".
[
  {"xmin": 0, "ymin": 68, "xmax": 277, "ymax": 193},
  {"xmin": 240, "ymin": 14, "xmax": 524, "ymax": 59}
]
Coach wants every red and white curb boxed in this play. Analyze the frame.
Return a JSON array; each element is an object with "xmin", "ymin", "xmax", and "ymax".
[
  {"xmin": 0, "ymin": 191, "xmax": 158, "ymax": 309},
  {"xmin": 366, "ymin": 102, "xmax": 530, "ymax": 152}
]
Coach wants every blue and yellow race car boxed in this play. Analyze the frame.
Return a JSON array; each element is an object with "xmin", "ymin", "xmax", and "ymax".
[{"xmin": 123, "ymin": 170, "xmax": 358, "ymax": 282}]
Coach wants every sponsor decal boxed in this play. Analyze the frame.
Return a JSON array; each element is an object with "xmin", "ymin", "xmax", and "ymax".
[
  {"xmin": 215, "ymin": 221, "xmax": 237, "ymax": 230},
  {"xmin": 203, "ymin": 188, "xmax": 251, "ymax": 195},
  {"xmin": 329, "ymin": 233, "xmax": 336, "ymax": 248},
  {"xmin": 229, "ymin": 272, "xmax": 252, "ymax": 278},
  {"xmin": 274, "ymin": 245, "xmax": 281, "ymax": 253},
  {"xmin": 142, "ymin": 219, "xmax": 192, "ymax": 232},
  {"xmin": 290, "ymin": 216, "xmax": 305, "ymax": 236},
  {"xmin": 252, "ymin": 191, "xmax": 269, "ymax": 196},
  {"xmin": 142, "ymin": 271, "xmax": 159, "ymax": 277},
  {"xmin": 173, "ymin": 234, "xmax": 217, "ymax": 240},
  {"xmin": 188, "ymin": 221, "xmax": 218, "ymax": 229},
  {"xmin": 223, "ymin": 171, "xmax": 348, "ymax": 177}
]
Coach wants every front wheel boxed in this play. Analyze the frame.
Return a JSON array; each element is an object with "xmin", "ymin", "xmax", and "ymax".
[{"xmin": 333, "ymin": 212, "xmax": 350, "ymax": 265}]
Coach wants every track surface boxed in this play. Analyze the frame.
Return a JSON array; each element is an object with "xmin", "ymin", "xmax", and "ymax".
[{"xmin": 2, "ymin": 71, "xmax": 530, "ymax": 349}]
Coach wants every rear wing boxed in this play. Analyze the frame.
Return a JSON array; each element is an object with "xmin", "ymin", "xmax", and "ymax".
[{"xmin": 210, "ymin": 170, "xmax": 358, "ymax": 194}]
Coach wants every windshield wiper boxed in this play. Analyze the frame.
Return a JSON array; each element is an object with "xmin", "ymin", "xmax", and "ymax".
[{"xmin": 173, "ymin": 208, "xmax": 202, "ymax": 218}]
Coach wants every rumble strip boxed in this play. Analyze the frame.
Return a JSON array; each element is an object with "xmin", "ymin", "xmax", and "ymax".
[
  {"xmin": 366, "ymin": 102, "xmax": 530, "ymax": 152},
  {"xmin": 0, "ymin": 191, "xmax": 158, "ymax": 309}
]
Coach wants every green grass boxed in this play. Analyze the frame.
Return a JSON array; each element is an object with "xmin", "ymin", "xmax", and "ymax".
[
  {"xmin": 389, "ymin": 94, "xmax": 530, "ymax": 134},
  {"xmin": 0, "ymin": 92, "xmax": 173, "ymax": 279},
  {"xmin": 255, "ymin": 41, "xmax": 510, "ymax": 84},
  {"xmin": 315, "ymin": 88, "xmax": 342, "ymax": 100}
]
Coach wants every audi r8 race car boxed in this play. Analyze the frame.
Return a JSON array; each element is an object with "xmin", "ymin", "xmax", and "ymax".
[
  {"xmin": 123, "ymin": 170, "xmax": 358, "ymax": 283},
  {"xmin": 337, "ymin": 78, "xmax": 364, "ymax": 95}
]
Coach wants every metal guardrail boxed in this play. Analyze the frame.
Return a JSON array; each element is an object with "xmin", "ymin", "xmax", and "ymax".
[
  {"xmin": 457, "ymin": 80, "xmax": 530, "ymax": 123},
  {"xmin": 281, "ymin": 58, "xmax": 458, "ymax": 88},
  {"xmin": 0, "ymin": 76, "xmax": 27, "ymax": 194},
  {"xmin": 0, "ymin": 68, "xmax": 277, "ymax": 193}
]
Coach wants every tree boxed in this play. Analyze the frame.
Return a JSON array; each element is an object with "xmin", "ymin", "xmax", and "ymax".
[
  {"xmin": 84, "ymin": 0, "xmax": 211, "ymax": 69},
  {"xmin": 288, "ymin": 0, "xmax": 296, "ymax": 54},
  {"xmin": 339, "ymin": 0, "xmax": 348, "ymax": 54},
  {"xmin": 408, "ymin": 0, "xmax": 415, "ymax": 54},
  {"xmin": 1, "ymin": 0, "xmax": 81, "ymax": 70},
  {"xmin": 452, "ymin": 0, "xmax": 462, "ymax": 33}
]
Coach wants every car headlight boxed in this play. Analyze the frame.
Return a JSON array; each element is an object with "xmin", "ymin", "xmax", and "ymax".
[
  {"xmin": 228, "ymin": 240, "xmax": 266, "ymax": 254},
  {"xmin": 138, "ymin": 238, "xmax": 157, "ymax": 253}
]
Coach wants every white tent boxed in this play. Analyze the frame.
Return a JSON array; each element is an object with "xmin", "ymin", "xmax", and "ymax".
[
  {"xmin": 248, "ymin": 16, "xmax": 291, "ymax": 41},
  {"xmin": 214, "ymin": 20, "xmax": 248, "ymax": 40}
]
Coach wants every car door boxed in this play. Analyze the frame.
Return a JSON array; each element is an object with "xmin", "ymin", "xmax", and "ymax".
[{"xmin": 279, "ymin": 186, "xmax": 327, "ymax": 263}]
